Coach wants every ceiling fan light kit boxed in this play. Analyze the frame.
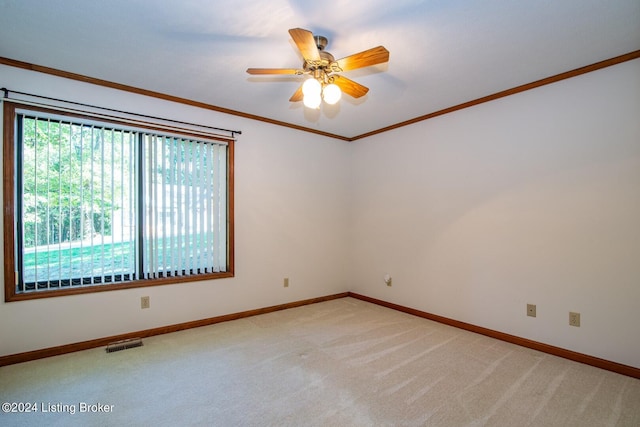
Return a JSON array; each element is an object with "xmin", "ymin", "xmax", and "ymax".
[
  {"xmin": 301, "ymin": 74, "xmax": 341, "ymax": 108},
  {"xmin": 304, "ymin": 95, "xmax": 322, "ymax": 109},
  {"xmin": 322, "ymin": 83, "xmax": 341, "ymax": 105},
  {"xmin": 247, "ymin": 28, "xmax": 389, "ymax": 109}
]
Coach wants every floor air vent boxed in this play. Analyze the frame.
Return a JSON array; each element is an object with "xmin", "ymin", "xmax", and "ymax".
[{"xmin": 106, "ymin": 338, "xmax": 143, "ymax": 353}]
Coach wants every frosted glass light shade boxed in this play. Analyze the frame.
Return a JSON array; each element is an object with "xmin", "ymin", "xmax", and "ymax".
[
  {"xmin": 303, "ymin": 93, "xmax": 321, "ymax": 109},
  {"xmin": 322, "ymin": 83, "xmax": 341, "ymax": 105},
  {"xmin": 302, "ymin": 78, "xmax": 321, "ymax": 97}
]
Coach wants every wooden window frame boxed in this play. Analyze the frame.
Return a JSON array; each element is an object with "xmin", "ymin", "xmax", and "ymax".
[{"xmin": 3, "ymin": 101, "xmax": 234, "ymax": 302}]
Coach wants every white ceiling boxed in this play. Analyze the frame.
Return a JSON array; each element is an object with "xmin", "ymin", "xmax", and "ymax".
[{"xmin": 1, "ymin": 0, "xmax": 639, "ymax": 139}]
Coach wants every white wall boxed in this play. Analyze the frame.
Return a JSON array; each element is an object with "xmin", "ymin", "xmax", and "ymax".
[
  {"xmin": 350, "ymin": 59, "xmax": 640, "ymax": 368},
  {"xmin": 3, "ymin": 59, "xmax": 639, "ymax": 370},
  {"xmin": 0, "ymin": 65, "xmax": 351, "ymax": 356}
]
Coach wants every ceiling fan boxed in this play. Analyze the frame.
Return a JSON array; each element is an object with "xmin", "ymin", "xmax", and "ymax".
[{"xmin": 246, "ymin": 28, "xmax": 390, "ymax": 108}]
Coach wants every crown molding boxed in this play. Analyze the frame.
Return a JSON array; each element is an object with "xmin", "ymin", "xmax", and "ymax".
[{"xmin": 2, "ymin": 50, "xmax": 639, "ymax": 142}]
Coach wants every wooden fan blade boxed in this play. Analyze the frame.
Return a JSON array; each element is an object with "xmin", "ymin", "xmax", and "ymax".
[
  {"xmin": 288, "ymin": 28, "xmax": 321, "ymax": 62},
  {"xmin": 246, "ymin": 68, "xmax": 301, "ymax": 75},
  {"xmin": 289, "ymin": 84, "xmax": 304, "ymax": 102},
  {"xmin": 335, "ymin": 46, "xmax": 389, "ymax": 72},
  {"xmin": 332, "ymin": 75, "xmax": 369, "ymax": 98}
]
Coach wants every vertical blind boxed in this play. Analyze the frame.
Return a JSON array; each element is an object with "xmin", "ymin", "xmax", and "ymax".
[
  {"xmin": 142, "ymin": 133, "xmax": 227, "ymax": 279},
  {"xmin": 17, "ymin": 112, "xmax": 228, "ymax": 291}
]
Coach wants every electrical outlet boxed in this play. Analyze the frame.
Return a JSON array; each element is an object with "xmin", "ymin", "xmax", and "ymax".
[
  {"xmin": 141, "ymin": 296, "xmax": 150, "ymax": 309},
  {"xmin": 569, "ymin": 311, "xmax": 580, "ymax": 327},
  {"xmin": 527, "ymin": 304, "xmax": 536, "ymax": 317},
  {"xmin": 283, "ymin": 277, "xmax": 289, "ymax": 288}
]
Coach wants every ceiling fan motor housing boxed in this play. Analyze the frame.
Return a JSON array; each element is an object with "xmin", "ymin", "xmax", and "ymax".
[
  {"xmin": 303, "ymin": 36, "xmax": 336, "ymax": 74},
  {"xmin": 303, "ymin": 51, "xmax": 336, "ymax": 72}
]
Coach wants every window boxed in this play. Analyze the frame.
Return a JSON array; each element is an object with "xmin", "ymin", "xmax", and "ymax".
[{"xmin": 3, "ymin": 102, "xmax": 234, "ymax": 301}]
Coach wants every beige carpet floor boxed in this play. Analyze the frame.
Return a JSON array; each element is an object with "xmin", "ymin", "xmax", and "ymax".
[{"xmin": 1, "ymin": 297, "xmax": 639, "ymax": 426}]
